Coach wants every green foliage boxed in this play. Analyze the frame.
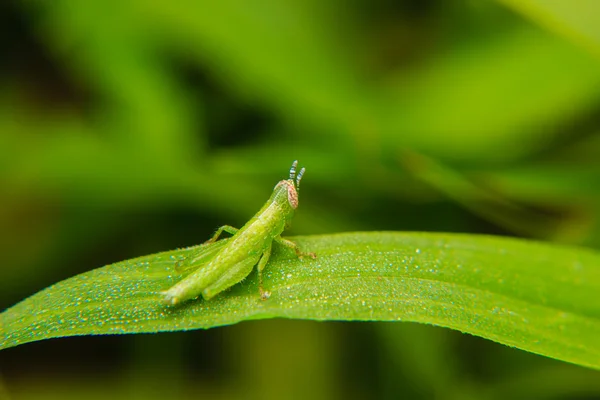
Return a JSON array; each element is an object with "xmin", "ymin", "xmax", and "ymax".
[
  {"xmin": 499, "ymin": 0, "xmax": 600, "ymax": 56},
  {"xmin": 3, "ymin": 0, "xmax": 600, "ymax": 398}
]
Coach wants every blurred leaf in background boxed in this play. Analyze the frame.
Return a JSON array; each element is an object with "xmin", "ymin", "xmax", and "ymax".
[{"xmin": 2, "ymin": 0, "xmax": 600, "ymax": 399}]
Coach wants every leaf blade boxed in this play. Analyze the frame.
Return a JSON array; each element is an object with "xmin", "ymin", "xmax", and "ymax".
[{"xmin": 2, "ymin": 232, "xmax": 600, "ymax": 370}]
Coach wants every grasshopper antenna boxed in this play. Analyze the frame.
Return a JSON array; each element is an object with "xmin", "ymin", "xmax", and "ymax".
[
  {"xmin": 296, "ymin": 167, "xmax": 305, "ymax": 188},
  {"xmin": 289, "ymin": 160, "xmax": 298, "ymax": 181}
]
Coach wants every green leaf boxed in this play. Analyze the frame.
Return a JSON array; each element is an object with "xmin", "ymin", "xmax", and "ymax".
[
  {"xmin": 143, "ymin": 0, "xmax": 371, "ymax": 135},
  {"xmin": 498, "ymin": 0, "xmax": 600, "ymax": 57},
  {"xmin": 380, "ymin": 24, "xmax": 600, "ymax": 163},
  {"xmin": 2, "ymin": 232, "xmax": 600, "ymax": 370},
  {"xmin": 401, "ymin": 152, "xmax": 562, "ymax": 239}
]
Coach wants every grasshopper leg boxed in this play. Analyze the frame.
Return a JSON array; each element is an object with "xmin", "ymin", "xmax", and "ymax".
[
  {"xmin": 206, "ymin": 225, "xmax": 239, "ymax": 244},
  {"xmin": 202, "ymin": 255, "xmax": 259, "ymax": 300},
  {"xmin": 174, "ymin": 239, "xmax": 228, "ymax": 273},
  {"xmin": 276, "ymin": 237, "xmax": 317, "ymax": 259},
  {"xmin": 256, "ymin": 243, "xmax": 272, "ymax": 300}
]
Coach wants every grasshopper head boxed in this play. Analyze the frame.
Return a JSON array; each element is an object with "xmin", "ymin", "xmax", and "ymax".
[{"xmin": 273, "ymin": 160, "xmax": 305, "ymax": 209}]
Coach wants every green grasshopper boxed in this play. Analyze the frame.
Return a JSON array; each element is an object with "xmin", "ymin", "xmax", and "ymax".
[{"xmin": 162, "ymin": 160, "xmax": 316, "ymax": 306}]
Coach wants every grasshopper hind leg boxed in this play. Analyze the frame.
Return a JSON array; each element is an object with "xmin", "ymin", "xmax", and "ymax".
[
  {"xmin": 202, "ymin": 255, "xmax": 260, "ymax": 300},
  {"xmin": 175, "ymin": 239, "xmax": 229, "ymax": 274}
]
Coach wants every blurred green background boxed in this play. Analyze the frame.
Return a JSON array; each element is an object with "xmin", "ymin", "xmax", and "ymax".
[{"xmin": 2, "ymin": 0, "xmax": 600, "ymax": 399}]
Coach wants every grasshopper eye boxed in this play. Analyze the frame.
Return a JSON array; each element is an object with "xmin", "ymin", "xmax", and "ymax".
[{"xmin": 287, "ymin": 181, "xmax": 299, "ymax": 209}]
